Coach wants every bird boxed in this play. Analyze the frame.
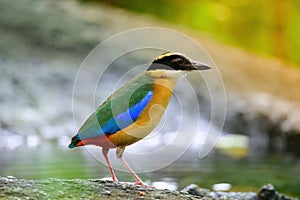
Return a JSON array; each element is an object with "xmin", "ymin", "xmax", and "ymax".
[{"xmin": 69, "ymin": 52, "xmax": 210, "ymax": 186}]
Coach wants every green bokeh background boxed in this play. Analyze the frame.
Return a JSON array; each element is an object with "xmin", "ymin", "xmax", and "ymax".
[{"xmin": 84, "ymin": 0, "xmax": 300, "ymax": 66}]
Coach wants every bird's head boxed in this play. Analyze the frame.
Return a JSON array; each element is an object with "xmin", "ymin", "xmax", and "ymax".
[{"xmin": 147, "ymin": 52, "xmax": 211, "ymax": 72}]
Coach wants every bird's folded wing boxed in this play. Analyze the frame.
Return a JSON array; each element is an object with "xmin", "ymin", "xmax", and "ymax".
[{"xmin": 76, "ymin": 73, "xmax": 154, "ymax": 140}]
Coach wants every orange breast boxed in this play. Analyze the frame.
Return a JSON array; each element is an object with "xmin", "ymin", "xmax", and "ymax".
[{"xmin": 107, "ymin": 78, "xmax": 177, "ymax": 147}]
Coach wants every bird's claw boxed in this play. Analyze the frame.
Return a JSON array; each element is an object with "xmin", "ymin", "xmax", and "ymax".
[
  {"xmin": 134, "ymin": 181, "xmax": 155, "ymax": 188},
  {"xmin": 120, "ymin": 181, "xmax": 155, "ymax": 188}
]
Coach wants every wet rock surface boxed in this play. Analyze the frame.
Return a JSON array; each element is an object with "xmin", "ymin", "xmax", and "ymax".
[
  {"xmin": 0, "ymin": 177, "xmax": 199, "ymax": 200},
  {"xmin": 257, "ymin": 184, "xmax": 294, "ymax": 200},
  {"xmin": 0, "ymin": 177, "xmax": 297, "ymax": 200},
  {"xmin": 182, "ymin": 183, "xmax": 297, "ymax": 200}
]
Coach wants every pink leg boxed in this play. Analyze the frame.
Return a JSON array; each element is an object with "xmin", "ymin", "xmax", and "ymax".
[
  {"xmin": 102, "ymin": 148, "xmax": 118, "ymax": 182},
  {"xmin": 119, "ymin": 157, "xmax": 144, "ymax": 185},
  {"xmin": 116, "ymin": 146, "xmax": 154, "ymax": 187}
]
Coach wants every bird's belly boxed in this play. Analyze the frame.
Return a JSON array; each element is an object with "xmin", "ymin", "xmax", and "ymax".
[
  {"xmin": 79, "ymin": 135, "xmax": 116, "ymax": 149},
  {"xmin": 108, "ymin": 78, "xmax": 176, "ymax": 147}
]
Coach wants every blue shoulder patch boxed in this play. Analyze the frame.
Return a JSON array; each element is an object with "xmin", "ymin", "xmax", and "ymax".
[
  {"xmin": 102, "ymin": 90, "xmax": 153, "ymax": 133},
  {"xmin": 77, "ymin": 90, "xmax": 153, "ymax": 140}
]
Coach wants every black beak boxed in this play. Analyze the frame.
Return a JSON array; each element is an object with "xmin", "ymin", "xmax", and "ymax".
[{"xmin": 191, "ymin": 60, "xmax": 211, "ymax": 70}]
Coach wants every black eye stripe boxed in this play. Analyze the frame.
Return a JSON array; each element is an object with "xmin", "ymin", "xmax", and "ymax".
[{"xmin": 148, "ymin": 53, "xmax": 194, "ymax": 71}]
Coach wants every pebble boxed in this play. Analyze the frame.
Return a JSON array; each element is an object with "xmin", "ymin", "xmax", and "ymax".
[
  {"xmin": 154, "ymin": 193, "xmax": 167, "ymax": 199},
  {"xmin": 102, "ymin": 190, "xmax": 111, "ymax": 195},
  {"xmin": 7, "ymin": 176, "xmax": 16, "ymax": 179},
  {"xmin": 180, "ymin": 191, "xmax": 189, "ymax": 195},
  {"xmin": 104, "ymin": 182, "xmax": 115, "ymax": 187},
  {"xmin": 208, "ymin": 191, "xmax": 219, "ymax": 198},
  {"xmin": 146, "ymin": 187, "xmax": 155, "ymax": 191},
  {"xmin": 127, "ymin": 188, "xmax": 137, "ymax": 193},
  {"xmin": 139, "ymin": 191, "xmax": 146, "ymax": 196},
  {"xmin": 257, "ymin": 184, "xmax": 278, "ymax": 200},
  {"xmin": 118, "ymin": 184, "xmax": 127, "ymax": 190}
]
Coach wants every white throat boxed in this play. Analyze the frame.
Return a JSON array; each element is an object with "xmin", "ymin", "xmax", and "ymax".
[{"xmin": 147, "ymin": 70, "xmax": 188, "ymax": 80}]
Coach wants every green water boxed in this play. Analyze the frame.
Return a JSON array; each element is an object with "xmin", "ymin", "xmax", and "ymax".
[{"xmin": 0, "ymin": 146, "xmax": 299, "ymax": 198}]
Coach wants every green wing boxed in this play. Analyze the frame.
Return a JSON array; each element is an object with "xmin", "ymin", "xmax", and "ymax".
[{"xmin": 77, "ymin": 72, "xmax": 155, "ymax": 140}]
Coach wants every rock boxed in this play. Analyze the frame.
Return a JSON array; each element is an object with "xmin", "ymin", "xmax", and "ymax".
[
  {"xmin": 6, "ymin": 176, "xmax": 15, "ymax": 180},
  {"xmin": 102, "ymin": 190, "xmax": 111, "ymax": 195},
  {"xmin": 0, "ymin": 177, "xmax": 203, "ymax": 200},
  {"xmin": 257, "ymin": 184, "xmax": 297, "ymax": 200},
  {"xmin": 0, "ymin": 177, "xmax": 297, "ymax": 200},
  {"xmin": 181, "ymin": 183, "xmax": 297, "ymax": 200},
  {"xmin": 257, "ymin": 184, "xmax": 277, "ymax": 200},
  {"xmin": 181, "ymin": 184, "xmax": 210, "ymax": 197}
]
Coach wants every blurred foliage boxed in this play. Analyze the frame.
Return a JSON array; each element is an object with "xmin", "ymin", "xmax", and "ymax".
[{"xmin": 81, "ymin": 0, "xmax": 300, "ymax": 66}]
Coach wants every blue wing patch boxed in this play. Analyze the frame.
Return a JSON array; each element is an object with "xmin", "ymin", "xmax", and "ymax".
[
  {"xmin": 102, "ymin": 90, "xmax": 153, "ymax": 133},
  {"xmin": 77, "ymin": 90, "xmax": 153, "ymax": 140}
]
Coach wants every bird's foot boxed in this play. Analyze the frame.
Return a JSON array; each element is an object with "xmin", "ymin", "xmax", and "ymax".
[
  {"xmin": 112, "ymin": 177, "xmax": 119, "ymax": 182},
  {"xmin": 134, "ymin": 181, "xmax": 155, "ymax": 188},
  {"xmin": 121, "ymin": 181, "xmax": 155, "ymax": 188}
]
